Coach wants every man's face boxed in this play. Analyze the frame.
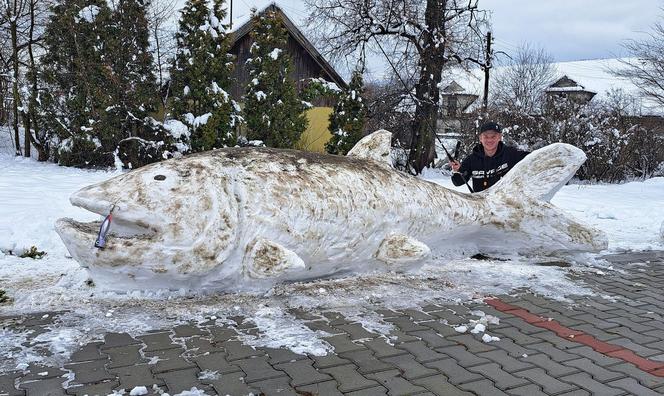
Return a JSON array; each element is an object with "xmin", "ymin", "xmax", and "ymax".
[{"xmin": 479, "ymin": 130, "xmax": 502, "ymax": 153}]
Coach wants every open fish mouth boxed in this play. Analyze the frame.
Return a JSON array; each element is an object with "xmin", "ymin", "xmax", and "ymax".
[
  {"xmin": 57, "ymin": 196, "xmax": 158, "ymax": 246},
  {"xmin": 56, "ymin": 217, "xmax": 156, "ymax": 241}
]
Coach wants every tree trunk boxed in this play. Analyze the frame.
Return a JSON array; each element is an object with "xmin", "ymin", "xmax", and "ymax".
[
  {"xmin": 154, "ymin": 23, "xmax": 166, "ymax": 111},
  {"xmin": 23, "ymin": 104, "xmax": 31, "ymax": 156},
  {"xmin": 408, "ymin": 0, "xmax": 444, "ymax": 174},
  {"xmin": 22, "ymin": 111, "xmax": 31, "ymax": 156},
  {"xmin": 27, "ymin": 0, "xmax": 46, "ymax": 160},
  {"xmin": 10, "ymin": 19, "xmax": 22, "ymax": 156}
]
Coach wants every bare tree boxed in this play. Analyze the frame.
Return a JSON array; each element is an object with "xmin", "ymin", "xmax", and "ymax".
[
  {"xmin": 306, "ymin": 0, "xmax": 489, "ymax": 174},
  {"xmin": 1, "ymin": 0, "xmax": 29, "ymax": 155},
  {"xmin": 0, "ymin": 0, "xmax": 49, "ymax": 157},
  {"xmin": 148, "ymin": 0, "xmax": 178, "ymax": 111},
  {"xmin": 364, "ymin": 72, "xmax": 416, "ymax": 145},
  {"xmin": 0, "ymin": 35, "xmax": 11, "ymax": 127},
  {"xmin": 491, "ymin": 43, "xmax": 556, "ymax": 115},
  {"xmin": 612, "ymin": 15, "xmax": 664, "ymax": 109}
]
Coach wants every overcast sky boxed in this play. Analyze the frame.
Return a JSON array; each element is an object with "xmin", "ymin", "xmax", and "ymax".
[
  {"xmin": 482, "ymin": 0, "xmax": 663, "ymax": 61},
  {"xmin": 221, "ymin": 0, "xmax": 663, "ymax": 74}
]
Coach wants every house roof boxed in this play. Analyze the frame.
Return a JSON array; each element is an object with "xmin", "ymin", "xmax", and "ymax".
[
  {"xmin": 441, "ymin": 81, "xmax": 466, "ymax": 93},
  {"xmin": 546, "ymin": 75, "xmax": 596, "ymax": 94},
  {"xmin": 230, "ymin": 3, "xmax": 347, "ymax": 89}
]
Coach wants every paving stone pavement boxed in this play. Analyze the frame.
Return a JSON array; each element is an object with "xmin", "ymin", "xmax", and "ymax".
[{"xmin": 2, "ymin": 251, "xmax": 664, "ymax": 395}]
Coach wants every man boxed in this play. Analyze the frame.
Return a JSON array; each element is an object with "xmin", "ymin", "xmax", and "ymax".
[{"xmin": 449, "ymin": 122, "xmax": 529, "ymax": 193}]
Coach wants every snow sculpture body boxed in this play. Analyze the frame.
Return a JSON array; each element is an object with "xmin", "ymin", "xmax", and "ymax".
[{"xmin": 56, "ymin": 130, "xmax": 607, "ymax": 291}]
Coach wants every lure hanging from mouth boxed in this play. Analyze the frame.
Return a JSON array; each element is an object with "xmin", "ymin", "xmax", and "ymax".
[{"xmin": 94, "ymin": 206, "xmax": 115, "ymax": 249}]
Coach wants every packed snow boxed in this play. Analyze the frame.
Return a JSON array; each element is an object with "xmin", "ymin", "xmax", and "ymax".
[{"xmin": 1, "ymin": 144, "xmax": 663, "ymax": 372}]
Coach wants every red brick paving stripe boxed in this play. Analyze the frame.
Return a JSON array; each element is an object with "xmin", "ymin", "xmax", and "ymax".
[
  {"xmin": 572, "ymin": 334, "xmax": 623, "ymax": 353},
  {"xmin": 536, "ymin": 320, "xmax": 584, "ymax": 338},
  {"xmin": 607, "ymin": 349, "xmax": 664, "ymax": 372},
  {"xmin": 485, "ymin": 297, "xmax": 664, "ymax": 377},
  {"xmin": 507, "ymin": 309, "xmax": 548, "ymax": 324},
  {"xmin": 484, "ymin": 298, "xmax": 520, "ymax": 312}
]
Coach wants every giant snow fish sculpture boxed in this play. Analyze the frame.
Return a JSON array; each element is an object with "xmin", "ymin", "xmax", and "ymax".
[{"xmin": 56, "ymin": 130, "xmax": 607, "ymax": 291}]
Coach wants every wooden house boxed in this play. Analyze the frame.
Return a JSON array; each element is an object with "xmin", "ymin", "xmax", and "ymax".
[
  {"xmin": 229, "ymin": 4, "xmax": 347, "ymax": 152},
  {"xmin": 545, "ymin": 75, "xmax": 596, "ymax": 106}
]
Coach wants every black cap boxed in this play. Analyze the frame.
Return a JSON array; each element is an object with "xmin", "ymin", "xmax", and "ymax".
[{"xmin": 479, "ymin": 121, "xmax": 501, "ymax": 134}]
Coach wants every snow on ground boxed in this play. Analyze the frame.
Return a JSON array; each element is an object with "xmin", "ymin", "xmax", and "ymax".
[{"xmin": 1, "ymin": 152, "xmax": 663, "ymax": 372}]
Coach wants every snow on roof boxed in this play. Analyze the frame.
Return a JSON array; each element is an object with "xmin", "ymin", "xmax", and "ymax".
[{"xmin": 545, "ymin": 86, "xmax": 594, "ymax": 93}]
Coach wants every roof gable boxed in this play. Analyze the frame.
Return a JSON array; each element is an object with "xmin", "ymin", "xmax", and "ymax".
[{"xmin": 230, "ymin": 3, "xmax": 347, "ymax": 89}]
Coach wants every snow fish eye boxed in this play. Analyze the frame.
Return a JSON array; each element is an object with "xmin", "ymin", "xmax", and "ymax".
[{"xmin": 154, "ymin": 175, "xmax": 166, "ymax": 181}]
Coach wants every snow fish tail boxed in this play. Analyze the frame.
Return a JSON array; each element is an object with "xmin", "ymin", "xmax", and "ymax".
[
  {"xmin": 482, "ymin": 143, "xmax": 608, "ymax": 254},
  {"xmin": 490, "ymin": 143, "xmax": 586, "ymax": 202}
]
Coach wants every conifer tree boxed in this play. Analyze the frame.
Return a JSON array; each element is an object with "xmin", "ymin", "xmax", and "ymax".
[
  {"xmin": 38, "ymin": 0, "xmax": 116, "ymax": 166},
  {"xmin": 243, "ymin": 8, "xmax": 307, "ymax": 149},
  {"xmin": 325, "ymin": 69, "xmax": 366, "ymax": 155},
  {"xmin": 169, "ymin": 0, "xmax": 237, "ymax": 152},
  {"xmin": 107, "ymin": 0, "xmax": 173, "ymax": 167}
]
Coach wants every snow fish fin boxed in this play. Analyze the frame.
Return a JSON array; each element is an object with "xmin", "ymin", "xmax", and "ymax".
[
  {"xmin": 490, "ymin": 143, "xmax": 586, "ymax": 202},
  {"xmin": 375, "ymin": 233, "xmax": 431, "ymax": 266},
  {"xmin": 347, "ymin": 129, "xmax": 393, "ymax": 167},
  {"xmin": 243, "ymin": 238, "xmax": 306, "ymax": 279}
]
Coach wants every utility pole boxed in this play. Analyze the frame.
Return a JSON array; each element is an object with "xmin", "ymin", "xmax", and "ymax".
[
  {"xmin": 482, "ymin": 31, "xmax": 492, "ymax": 111},
  {"xmin": 229, "ymin": 0, "xmax": 233, "ymax": 30}
]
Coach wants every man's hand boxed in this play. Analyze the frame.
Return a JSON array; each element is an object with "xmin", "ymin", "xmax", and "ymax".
[{"xmin": 449, "ymin": 160, "xmax": 461, "ymax": 172}]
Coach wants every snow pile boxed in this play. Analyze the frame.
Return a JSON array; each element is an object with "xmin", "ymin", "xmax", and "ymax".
[
  {"xmin": 454, "ymin": 310, "xmax": 501, "ymax": 343},
  {"xmin": 163, "ymin": 119, "xmax": 190, "ymax": 140},
  {"xmin": 53, "ymin": 140, "xmax": 605, "ymax": 292}
]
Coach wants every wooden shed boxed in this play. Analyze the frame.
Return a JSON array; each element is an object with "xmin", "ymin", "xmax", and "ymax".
[
  {"xmin": 228, "ymin": 4, "xmax": 347, "ymax": 152},
  {"xmin": 229, "ymin": 4, "xmax": 346, "ymax": 103}
]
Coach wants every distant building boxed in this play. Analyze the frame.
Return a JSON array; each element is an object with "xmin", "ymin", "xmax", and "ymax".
[
  {"xmin": 438, "ymin": 81, "xmax": 478, "ymax": 134},
  {"xmin": 545, "ymin": 75, "xmax": 596, "ymax": 107},
  {"xmin": 432, "ymin": 81, "xmax": 478, "ymax": 164},
  {"xmin": 229, "ymin": 4, "xmax": 347, "ymax": 152}
]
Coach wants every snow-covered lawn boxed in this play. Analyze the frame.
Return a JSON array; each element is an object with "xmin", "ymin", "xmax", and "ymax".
[{"xmin": 1, "ymin": 152, "xmax": 663, "ymax": 371}]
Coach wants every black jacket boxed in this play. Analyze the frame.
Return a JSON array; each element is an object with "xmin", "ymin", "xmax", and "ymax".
[{"xmin": 452, "ymin": 142, "xmax": 529, "ymax": 192}]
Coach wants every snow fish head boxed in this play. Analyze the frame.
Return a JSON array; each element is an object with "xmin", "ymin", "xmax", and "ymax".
[{"xmin": 55, "ymin": 153, "xmax": 239, "ymax": 289}]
